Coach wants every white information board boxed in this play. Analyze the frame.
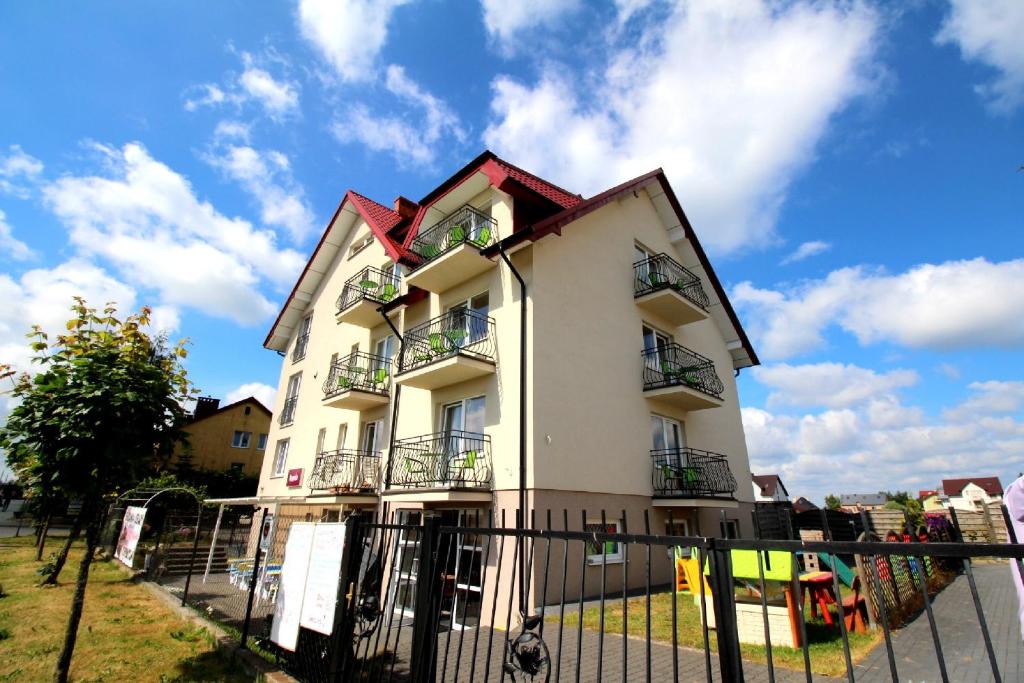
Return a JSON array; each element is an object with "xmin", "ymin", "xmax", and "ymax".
[
  {"xmin": 115, "ymin": 506, "xmax": 147, "ymax": 567},
  {"xmin": 299, "ymin": 523, "xmax": 347, "ymax": 635},
  {"xmin": 270, "ymin": 522, "xmax": 315, "ymax": 651}
]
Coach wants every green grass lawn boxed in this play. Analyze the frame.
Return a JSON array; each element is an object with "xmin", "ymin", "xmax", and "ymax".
[
  {"xmin": 552, "ymin": 586, "xmax": 881, "ymax": 678},
  {"xmin": 0, "ymin": 536, "xmax": 254, "ymax": 682}
]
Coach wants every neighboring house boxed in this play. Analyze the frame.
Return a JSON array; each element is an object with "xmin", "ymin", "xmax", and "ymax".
[
  {"xmin": 254, "ymin": 150, "xmax": 760, "ymax": 627},
  {"xmin": 751, "ymin": 473, "xmax": 789, "ymax": 502},
  {"xmin": 942, "ymin": 477, "xmax": 1004, "ymax": 513},
  {"xmin": 918, "ymin": 489, "xmax": 947, "ymax": 512},
  {"xmin": 792, "ymin": 497, "xmax": 819, "ymax": 513},
  {"xmin": 839, "ymin": 493, "xmax": 888, "ymax": 512},
  {"xmin": 174, "ymin": 396, "xmax": 271, "ymax": 475}
]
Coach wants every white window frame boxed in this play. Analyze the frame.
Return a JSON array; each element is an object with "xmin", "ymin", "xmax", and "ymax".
[
  {"xmin": 271, "ymin": 439, "xmax": 290, "ymax": 477},
  {"xmin": 666, "ymin": 518, "xmax": 691, "ymax": 559},
  {"xmin": 585, "ymin": 520, "xmax": 624, "ymax": 565},
  {"xmin": 316, "ymin": 427, "xmax": 327, "ymax": 455},
  {"xmin": 256, "ymin": 433, "xmax": 268, "ymax": 451},
  {"xmin": 231, "ymin": 431, "xmax": 252, "ymax": 449},
  {"xmin": 336, "ymin": 423, "xmax": 348, "ymax": 450},
  {"xmin": 447, "ymin": 292, "xmax": 490, "ymax": 345},
  {"xmin": 361, "ymin": 419, "xmax": 383, "ymax": 453}
]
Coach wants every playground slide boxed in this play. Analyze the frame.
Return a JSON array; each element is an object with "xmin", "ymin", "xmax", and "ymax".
[{"xmin": 818, "ymin": 552, "xmax": 856, "ymax": 587}]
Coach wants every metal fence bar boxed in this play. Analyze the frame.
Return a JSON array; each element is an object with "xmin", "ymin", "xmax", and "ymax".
[
  {"xmin": 239, "ymin": 507, "xmax": 267, "ymax": 650},
  {"xmin": 949, "ymin": 507, "xmax": 1002, "ymax": 683},
  {"xmin": 180, "ymin": 509, "xmax": 206, "ymax": 606}
]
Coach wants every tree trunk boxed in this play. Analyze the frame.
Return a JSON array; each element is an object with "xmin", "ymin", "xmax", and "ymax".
[
  {"xmin": 41, "ymin": 501, "xmax": 90, "ymax": 586},
  {"xmin": 52, "ymin": 500, "xmax": 102, "ymax": 683},
  {"xmin": 36, "ymin": 513, "xmax": 51, "ymax": 561}
]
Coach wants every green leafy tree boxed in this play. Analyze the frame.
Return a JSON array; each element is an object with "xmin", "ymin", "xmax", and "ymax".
[
  {"xmin": 824, "ymin": 494, "xmax": 841, "ymax": 510},
  {"xmin": 0, "ymin": 299, "xmax": 194, "ymax": 683}
]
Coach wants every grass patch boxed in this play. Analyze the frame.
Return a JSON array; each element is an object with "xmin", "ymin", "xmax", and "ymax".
[
  {"xmin": 0, "ymin": 537, "xmax": 252, "ymax": 682},
  {"xmin": 551, "ymin": 588, "xmax": 881, "ymax": 678}
]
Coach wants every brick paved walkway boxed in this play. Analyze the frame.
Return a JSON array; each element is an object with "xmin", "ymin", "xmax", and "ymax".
[{"xmin": 354, "ymin": 564, "xmax": 1019, "ymax": 682}]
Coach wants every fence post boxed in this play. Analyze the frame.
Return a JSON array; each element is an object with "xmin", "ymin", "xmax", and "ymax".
[
  {"xmin": 410, "ymin": 516, "xmax": 442, "ymax": 683},
  {"xmin": 180, "ymin": 507, "xmax": 206, "ymax": 606},
  {"xmin": 328, "ymin": 517, "xmax": 363, "ymax": 681},
  {"xmin": 240, "ymin": 507, "xmax": 268, "ymax": 650},
  {"xmin": 709, "ymin": 539, "xmax": 744, "ymax": 682}
]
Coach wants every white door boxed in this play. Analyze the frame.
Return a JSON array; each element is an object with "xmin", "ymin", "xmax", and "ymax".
[
  {"xmin": 390, "ymin": 511, "xmax": 422, "ymax": 621},
  {"xmin": 651, "ymin": 414, "xmax": 685, "ymax": 462}
]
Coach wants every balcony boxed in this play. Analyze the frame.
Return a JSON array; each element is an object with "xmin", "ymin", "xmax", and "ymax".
[
  {"xmin": 388, "ymin": 431, "xmax": 492, "ymax": 492},
  {"xmin": 308, "ymin": 449, "xmax": 381, "ymax": 496},
  {"xmin": 396, "ymin": 309, "xmax": 496, "ymax": 390},
  {"xmin": 292, "ymin": 332, "xmax": 310, "ymax": 363},
  {"xmin": 651, "ymin": 448, "xmax": 737, "ymax": 502},
  {"xmin": 642, "ymin": 344, "xmax": 724, "ymax": 410},
  {"xmin": 278, "ymin": 396, "xmax": 297, "ymax": 426},
  {"xmin": 336, "ymin": 266, "xmax": 401, "ymax": 327},
  {"xmin": 633, "ymin": 254, "xmax": 710, "ymax": 327},
  {"xmin": 405, "ymin": 206, "xmax": 497, "ymax": 293},
  {"xmin": 322, "ymin": 352, "xmax": 392, "ymax": 410}
]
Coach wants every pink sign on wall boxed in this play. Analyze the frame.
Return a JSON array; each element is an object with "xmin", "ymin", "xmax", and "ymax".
[{"xmin": 287, "ymin": 468, "xmax": 303, "ymax": 488}]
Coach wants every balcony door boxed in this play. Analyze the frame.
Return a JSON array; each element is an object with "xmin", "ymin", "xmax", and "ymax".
[
  {"xmin": 441, "ymin": 396, "xmax": 485, "ymax": 435},
  {"xmin": 448, "ymin": 292, "xmax": 489, "ymax": 346},
  {"xmin": 360, "ymin": 419, "xmax": 382, "ymax": 453},
  {"xmin": 651, "ymin": 414, "xmax": 685, "ymax": 464},
  {"xmin": 643, "ymin": 325, "xmax": 673, "ymax": 376}
]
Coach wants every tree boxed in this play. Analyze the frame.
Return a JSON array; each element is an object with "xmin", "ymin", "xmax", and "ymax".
[
  {"xmin": 824, "ymin": 494, "xmax": 841, "ymax": 510},
  {"xmin": 0, "ymin": 299, "xmax": 194, "ymax": 683}
]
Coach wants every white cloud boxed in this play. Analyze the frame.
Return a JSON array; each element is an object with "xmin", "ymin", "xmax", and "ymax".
[
  {"xmin": 0, "ymin": 259, "xmax": 138, "ymax": 373},
  {"xmin": 733, "ymin": 258, "xmax": 1024, "ymax": 360},
  {"xmin": 742, "ymin": 380, "xmax": 1024, "ymax": 502},
  {"xmin": 484, "ymin": 1, "xmax": 881, "ymax": 254},
  {"xmin": 297, "ymin": 0, "xmax": 409, "ymax": 82},
  {"xmin": 41, "ymin": 142, "xmax": 304, "ymax": 325},
  {"xmin": 0, "ymin": 145, "xmax": 44, "ymax": 198},
  {"xmin": 225, "ymin": 382, "xmax": 277, "ymax": 411},
  {"xmin": 213, "ymin": 120, "xmax": 251, "ymax": 142},
  {"xmin": 780, "ymin": 240, "xmax": 831, "ymax": 265},
  {"xmin": 480, "ymin": 0, "xmax": 581, "ymax": 54},
  {"xmin": 752, "ymin": 362, "xmax": 918, "ymax": 409},
  {"xmin": 184, "ymin": 84, "xmax": 228, "ymax": 112},
  {"xmin": 936, "ymin": 0, "xmax": 1024, "ymax": 113},
  {"xmin": 239, "ymin": 53, "xmax": 300, "ymax": 119},
  {"xmin": 0, "ymin": 209, "xmax": 34, "ymax": 261},
  {"xmin": 332, "ymin": 65, "xmax": 465, "ymax": 168},
  {"xmin": 204, "ymin": 143, "xmax": 316, "ymax": 241}
]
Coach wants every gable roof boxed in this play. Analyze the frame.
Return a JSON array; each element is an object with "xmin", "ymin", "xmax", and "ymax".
[
  {"xmin": 189, "ymin": 396, "xmax": 271, "ymax": 425},
  {"xmin": 792, "ymin": 497, "xmax": 819, "ymax": 513},
  {"xmin": 839, "ymin": 493, "xmax": 888, "ymax": 506},
  {"xmin": 942, "ymin": 477, "xmax": 1004, "ymax": 497},
  {"xmin": 752, "ymin": 474, "xmax": 788, "ymax": 498}
]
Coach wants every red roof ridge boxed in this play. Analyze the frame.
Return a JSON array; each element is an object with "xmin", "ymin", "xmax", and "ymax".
[{"xmin": 941, "ymin": 477, "xmax": 1004, "ymax": 496}]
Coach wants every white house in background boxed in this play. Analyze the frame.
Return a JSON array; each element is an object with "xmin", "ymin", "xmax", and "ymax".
[
  {"xmin": 751, "ymin": 473, "xmax": 789, "ymax": 503},
  {"xmin": 942, "ymin": 477, "xmax": 1004, "ymax": 513}
]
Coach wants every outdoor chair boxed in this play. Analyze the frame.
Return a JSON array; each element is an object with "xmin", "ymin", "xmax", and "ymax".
[
  {"xmin": 469, "ymin": 225, "xmax": 491, "ymax": 247},
  {"xmin": 359, "ymin": 278, "xmax": 379, "ymax": 293},
  {"xmin": 448, "ymin": 224, "xmax": 466, "ymax": 245},
  {"xmin": 380, "ymin": 282, "xmax": 397, "ymax": 302},
  {"xmin": 369, "ymin": 367, "xmax": 388, "ymax": 386},
  {"xmin": 448, "ymin": 449, "xmax": 479, "ymax": 485},
  {"xmin": 420, "ymin": 244, "xmax": 440, "ymax": 260},
  {"xmin": 835, "ymin": 575, "xmax": 868, "ymax": 633},
  {"xmin": 648, "ymin": 270, "xmax": 669, "ymax": 288},
  {"xmin": 662, "ymin": 463, "xmax": 701, "ymax": 495}
]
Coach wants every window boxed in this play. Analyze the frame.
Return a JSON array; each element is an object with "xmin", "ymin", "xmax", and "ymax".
[
  {"xmin": 230, "ymin": 462, "xmax": 245, "ymax": 473},
  {"xmin": 642, "ymin": 324, "xmax": 674, "ymax": 377},
  {"xmin": 272, "ymin": 439, "xmax": 290, "ymax": 477},
  {"xmin": 722, "ymin": 519, "xmax": 740, "ymax": 539},
  {"xmin": 293, "ymin": 315, "xmax": 312, "ymax": 362},
  {"xmin": 440, "ymin": 396, "xmax": 485, "ymax": 434},
  {"xmin": 336, "ymin": 423, "xmax": 348, "ymax": 450},
  {"xmin": 244, "ymin": 405, "xmax": 251, "ymax": 415},
  {"xmin": 448, "ymin": 292, "xmax": 490, "ymax": 344},
  {"xmin": 321, "ymin": 508, "xmax": 341, "ymax": 523},
  {"xmin": 361, "ymin": 419, "xmax": 382, "ymax": 453},
  {"xmin": 281, "ymin": 373, "xmax": 301, "ymax": 425},
  {"xmin": 373, "ymin": 335, "xmax": 396, "ymax": 363},
  {"xmin": 585, "ymin": 520, "xmax": 624, "ymax": 565},
  {"xmin": 256, "ymin": 433, "xmax": 268, "ymax": 450},
  {"xmin": 666, "ymin": 519, "xmax": 691, "ymax": 558},
  {"xmin": 316, "ymin": 427, "xmax": 327, "ymax": 454},
  {"xmin": 651, "ymin": 415, "xmax": 684, "ymax": 452},
  {"xmin": 231, "ymin": 431, "xmax": 252, "ymax": 448},
  {"xmin": 348, "ymin": 233, "xmax": 374, "ymax": 258}
]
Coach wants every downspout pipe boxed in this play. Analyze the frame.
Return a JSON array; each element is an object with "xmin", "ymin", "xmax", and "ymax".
[
  {"xmin": 497, "ymin": 241, "xmax": 528, "ymax": 616},
  {"xmin": 379, "ymin": 306, "xmax": 405, "ymax": 523}
]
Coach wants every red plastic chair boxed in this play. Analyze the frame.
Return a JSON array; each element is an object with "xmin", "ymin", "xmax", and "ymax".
[{"xmin": 838, "ymin": 575, "xmax": 868, "ymax": 633}]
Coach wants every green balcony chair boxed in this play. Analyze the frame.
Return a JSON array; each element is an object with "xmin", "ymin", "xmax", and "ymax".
[
  {"xmin": 661, "ymin": 464, "xmax": 701, "ymax": 494},
  {"xmin": 448, "ymin": 224, "xmax": 466, "ymax": 245},
  {"xmin": 469, "ymin": 225, "xmax": 491, "ymax": 248},
  {"xmin": 403, "ymin": 456, "xmax": 427, "ymax": 483},
  {"xmin": 369, "ymin": 367, "xmax": 388, "ymax": 386},
  {"xmin": 359, "ymin": 278, "xmax": 379, "ymax": 293},
  {"xmin": 448, "ymin": 449, "xmax": 479, "ymax": 485},
  {"xmin": 379, "ymin": 282, "xmax": 397, "ymax": 302},
  {"xmin": 420, "ymin": 244, "xmax": 440, "ymax": 260},
  {"xmin": 429, "ymin": 332, "xmax": 447, "ymax": 355},
  {"xmin": 445, "ymin": 328, "xmax": 467, "ymax": 348},
  {"xmin": 648, "ymin": 270, "xmax": 669, "ymax": 288}
]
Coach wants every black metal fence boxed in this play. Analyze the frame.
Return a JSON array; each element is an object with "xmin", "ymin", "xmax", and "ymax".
[
  {"xmin": 389, "ymin": 431, "xmax": 492, "ymax": 489},
  {"xmin": 410, "ymin": 206, "xmax": 497, "ymax": 263},
  {"xmin": 642, "ymin": 344, "xmax": 724, "ymax": 398},
  {"xmin": 309, "ymin": 450, "xmax": 381, "ymax": 494},
  {"xmin": 322, "ymin": 352, "xmax": 392, "ymax": 399},
  {"xmin": 398, "ymin": 309, "xmax": 496, "ymax": 374},
  {"xmin": 168, "ymin": 505, "xmax": 1024, "ymax": 683},
  {"xmin": 337, "ymin": 266, "xmax": 401, "ymax": 313},
  {"xmin": 279, "ymin": 396, "xmax": 298, "ymax": 426},
  {"xmin": 651, "ymin": 448, "xmax": 738, "ymax": 498},
  {"xmin": 633, "ymin": 253, "xmax": 710, "ymax": 309}
]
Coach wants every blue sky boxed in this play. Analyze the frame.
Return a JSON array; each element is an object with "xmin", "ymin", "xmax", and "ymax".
[{"xmin": 1, "ymin": 0, "xmax": 1022, "ymax": 500}]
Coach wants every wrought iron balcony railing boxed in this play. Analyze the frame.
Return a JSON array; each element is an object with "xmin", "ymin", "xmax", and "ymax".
[
  {"xmin": 641, "ymin": 343, "xmax": 724, "ymax": 398},
  {"xmin": 308, "ymin": 449, "xmax": 381, "ymax": 493},
  {"xmin": 322, "ymin": 352, "xmax": 392, "ymax": 398},
  {"xmin": 336, "ymin": 266, "xmax": 401, "ymax": 313},
  {"xmin": 398, "ymin": 309, "xmax": 496, "ymax": 373},
  {"xmin": 651, "ymin": 448, "xmax": 737, "ymax": 498},
  {"xmin": 633, "ymin": 253, "xmax": 709, "ymax": 309},
  {"xmin": 292, "ymin": 332, "xmax": 310, "ymax": 362},
  {"xmin": 409, "ymin": 205, "xmax": 497, "ymax": 265},
  {"xmin": 389, "ymin": 430, "xmax": 491, "ymax": 489},
  {"xmin": 278, "ymin": 396, "xmax": 298, "ymax": 426}
]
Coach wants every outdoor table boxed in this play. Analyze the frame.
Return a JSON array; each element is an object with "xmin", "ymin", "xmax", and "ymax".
[{"xmin": 800, "ymin": 570, "xmax": 837, "ymax": 626}]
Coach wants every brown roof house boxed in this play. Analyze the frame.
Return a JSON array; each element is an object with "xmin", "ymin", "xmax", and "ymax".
[
  {"xmin": 174, "ymin": 396, "xmax": 271, "ymax": 476},
  {"xmin": 942, "ymin": 477, "xmax": 1004, "ymax": 513},
  {"xmin": 751, "ymin": 474, "xmax": 789, "ymax": 502}
]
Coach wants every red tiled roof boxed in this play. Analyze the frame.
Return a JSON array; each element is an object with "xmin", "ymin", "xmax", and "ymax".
[
  {"xmin": 752, "ymin": 474, "xmax": 785, "ymax": 498},
  {"xmin": 492, "ymin": 158, "xmax": 582, "ymax": 209},
  {"xmin": 348, "ymin": 191, "xmax": 403, "ymax": 232},
  {"xmin": 942, "ymin": 477, "xmax": 1004, "ymax": 497}
]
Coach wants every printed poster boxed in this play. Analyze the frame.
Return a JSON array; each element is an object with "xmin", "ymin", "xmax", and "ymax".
[
  {"xmin": 299, "ymin": 523, "xmax": 346, "ymax": 635},
  {"xmin": 115, "ymin": 506, "xmax": 147, "ymax": 567},
  {"xmin": 270, "ymin": 522, "xmax": 314, "ymax": 651}
]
